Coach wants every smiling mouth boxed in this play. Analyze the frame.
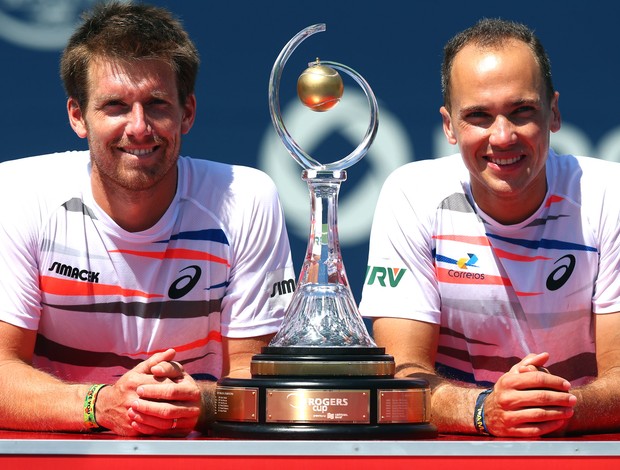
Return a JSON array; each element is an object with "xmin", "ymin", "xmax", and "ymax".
[
  {"xmin": 122, "ymin": 147, "xmax": 158, "ymax": 156},
  {"xmin": 486, "ymin": 155, "xmax": 524, "ymax": 166}
]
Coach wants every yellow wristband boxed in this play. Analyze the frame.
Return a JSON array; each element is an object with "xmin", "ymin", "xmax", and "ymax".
[{"xmin": 84, "ymin": 384, "xmax": 107, "ymax": 431}]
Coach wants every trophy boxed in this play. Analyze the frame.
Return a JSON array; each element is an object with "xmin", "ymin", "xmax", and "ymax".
[{"xmin": 212, "ymin": 24, "xmax": 436, "ymax": 439}]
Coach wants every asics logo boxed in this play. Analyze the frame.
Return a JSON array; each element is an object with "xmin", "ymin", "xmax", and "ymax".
[
  {"xmin": 168, "ymin": 265, "xmax": 202, "ymax": 299},
  {"xmin": 546, "ymin": 254, "xmax": 576, "ymax": 291}
]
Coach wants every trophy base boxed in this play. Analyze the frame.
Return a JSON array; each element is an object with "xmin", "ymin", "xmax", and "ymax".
[
  {"xmin": 213, "ymin": 375, "xmax": 436, "ymax": 440},
  {"xmin": 213, "ymin": 346, "xmax": 436, "ymax": 439},
  {"xmin": 211, "ymin": 420, "xmax": 437, "ymax": 440},
  {"xmin": 251, "ymin": 346, "xmax": 395, "ymax": 377}
]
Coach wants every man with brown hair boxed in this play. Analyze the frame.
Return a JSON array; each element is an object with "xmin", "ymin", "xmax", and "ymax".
[{"xmin": 0, "ymin": 2, "xmax": 294, "ymax": 436}]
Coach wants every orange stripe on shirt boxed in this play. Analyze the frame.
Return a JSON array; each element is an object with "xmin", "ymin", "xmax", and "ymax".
[
  {"xmin": 545, "ymin": 195, "xmax": 564, "ymax": 207},
  {"xmin": 109, "ymin": 248, "xmax": 230, "ymax": 266},
  {"xmin": 515, "ymin": 291, "xmax": 543, "ymax": 297},
  {"xmin": 493, "ymin": 248, "xmax": 552, "ymax": 262},
  {"xmin": 432, "ymin": 235, "xmax": 491, "ymax": 246},
  {"xmin": 124, "ymin": 330, "xmax": 223, "ymax": 357},
  {"xmin": 436, "ymin": 268, "xmax": 542, "ymax": 296},
  {"xmin": 40, "ymin": 275, "xmax": 163, "ymax": 298}
]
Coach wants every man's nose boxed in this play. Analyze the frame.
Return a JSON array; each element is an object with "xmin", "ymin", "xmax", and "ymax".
[
  {"xmin": 126, "ymin": 104, "xmax": 151, "ymax": 136},
  {"xmin": 489, "ymin": 115, "xmax": 517, "ymax": 147}
]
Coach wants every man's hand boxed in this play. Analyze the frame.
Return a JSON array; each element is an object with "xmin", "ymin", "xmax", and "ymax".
[
  {"xmin": 483, "ymin": 352, "xmax": 577, "ymax": 437},
  {"xmin": 96, "ymin": 349, "xmax": 202, "ymax": 436}
]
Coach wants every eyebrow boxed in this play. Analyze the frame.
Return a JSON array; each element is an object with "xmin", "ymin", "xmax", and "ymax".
[
  {"xmin": 92, "ymin": 89, "xmax": 171, "ymax": 103},
  {"xmin": 459, "ymin": 98, "xmax": 541, "ymax": 115}
]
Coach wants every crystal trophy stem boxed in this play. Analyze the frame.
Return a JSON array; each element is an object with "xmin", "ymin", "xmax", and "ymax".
[{"xmin": 270, "ymin": 170, "xmax": 375, "ymax": 347}]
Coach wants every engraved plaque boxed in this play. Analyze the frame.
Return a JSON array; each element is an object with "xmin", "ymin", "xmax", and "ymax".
[
  {"xmin": 215, "ymin": 386, "xmax": 259, "ymax": 422},
  {"xmin": 378, "ymin": 389, "xmax": 430, "ymax": 424},
  {"xmin": 266, "ymin": 389, "xmax": 370, "ymax": 424}
]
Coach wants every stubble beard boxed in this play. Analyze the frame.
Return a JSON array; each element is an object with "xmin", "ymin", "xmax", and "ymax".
[{"xmin": 90, "ymin": 141, "xmax": 179, "ymax": 193}]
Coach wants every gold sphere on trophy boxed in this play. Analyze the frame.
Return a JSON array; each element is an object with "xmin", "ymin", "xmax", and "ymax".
[{"xmin": 297, "ymin": 59, "xmax": 344, "ymax": 112}]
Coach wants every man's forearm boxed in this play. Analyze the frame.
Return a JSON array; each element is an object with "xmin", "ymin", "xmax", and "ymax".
[
  {"xmin": 568, "ymin": 374, "xmax": 620, "ymax": 434},
  {"xmin": 195, "ymin": 380, "xmax": 217, "ymax": 433},
  {"xmin": 411, "ymin": 371, "xmax": 482, "ymax": 434},
  {"xmin": 0, "ymin": 360, "xmax": 88, "ymax": 432}
]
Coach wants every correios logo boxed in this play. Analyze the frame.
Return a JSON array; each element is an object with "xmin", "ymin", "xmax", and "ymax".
[
  {"xmin": 457, "ymin": 253, "xmax": 478, "ymax": 269},
  {"xmin": 445, "ymin": 252, "xmax": 486, "ymax": 281},
  {"xmin": 365, "ymin": 266, "xmax": 406, "ymax": 287}
]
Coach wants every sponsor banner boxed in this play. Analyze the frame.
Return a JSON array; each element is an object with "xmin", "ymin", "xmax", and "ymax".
[{"xmin": 2, "ymin": 1, "xmax": 619, "ymax": 301}]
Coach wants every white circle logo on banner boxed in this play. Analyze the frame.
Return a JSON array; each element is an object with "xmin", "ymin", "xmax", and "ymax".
[
  {"xmin": 259, "ymin": 90, "xmax": 412, "ymax": 246},
  {"xmin": 0, "ymin": 1, "xmax": 125, "ymax": 50}
]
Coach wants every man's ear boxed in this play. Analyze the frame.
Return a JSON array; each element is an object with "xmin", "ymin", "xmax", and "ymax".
[
  {"xmin": 67, "ymin": 97, "xmax": 88, "ymax": 138},
  {"xmin": 550, "ymin": 91, "xmax": 562, "ymax": 133},
  {"xmin": 440, "ymin": 106, "xmax": 457, "ymax": 145},
  {"xmin": 181, "ymin": 93, "xmax": 197, "ymax": 135}
]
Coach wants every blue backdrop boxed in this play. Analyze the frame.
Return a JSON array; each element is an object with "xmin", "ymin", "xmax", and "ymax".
[{"xmin": 1, "ymin": 0, "xmax": 619, "ymax": 302}]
